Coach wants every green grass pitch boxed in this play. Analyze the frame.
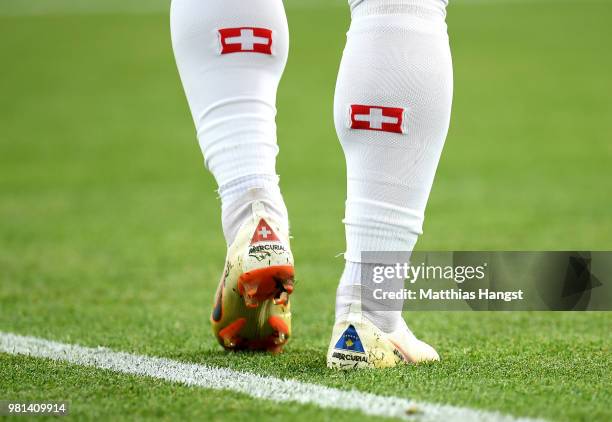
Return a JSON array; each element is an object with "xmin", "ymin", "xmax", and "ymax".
[{"xmin": 0, "ymin": 1, "xmax": 611, "ymax": 420}]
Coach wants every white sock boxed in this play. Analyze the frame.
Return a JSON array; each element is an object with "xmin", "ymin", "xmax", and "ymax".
[
  {"xmin": 170, "ymin": 0, "xmax": 289, "ymax": 245},
  {"xmin": 335, "ymin": 0, "xmax": 453, "ymax": 332}
]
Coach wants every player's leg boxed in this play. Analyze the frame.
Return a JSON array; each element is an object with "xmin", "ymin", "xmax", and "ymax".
[
  {"xmin": 328, "ymin": 0, "xmax": 452, "ymax": 368},
  {"xmin": 171, "ymin": 0, "xmax": 294, "ymax": 352}
]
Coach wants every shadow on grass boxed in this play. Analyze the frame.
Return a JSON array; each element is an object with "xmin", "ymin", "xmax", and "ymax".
[
  {"xmin": 168, "ymin": 346, "xmax": 328, "ymax": 375},
  {"xmin": 165, "ymin": 345, "xmax": 428, "ymax": 390}
]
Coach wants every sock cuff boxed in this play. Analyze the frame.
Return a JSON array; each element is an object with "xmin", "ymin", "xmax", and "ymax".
[{"xmin": 218, "ymin": 174, "xmax": 280, "ymax": 202}]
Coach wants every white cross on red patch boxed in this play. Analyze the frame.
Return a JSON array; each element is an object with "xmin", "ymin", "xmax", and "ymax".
[
  {"xmin": 349, "ymin": 104, "xmax": 405, "ymax": 134},
  {"xmin": 218, "ymin": 27, "xmax": 273, "ymax": 55},
  {"xmin": 258, "ymin": 226, "xmax": 271, "ymax": 239},
  {"xmin": 250, "ymin": 219, "xmax": 280, "ymax": 244}
]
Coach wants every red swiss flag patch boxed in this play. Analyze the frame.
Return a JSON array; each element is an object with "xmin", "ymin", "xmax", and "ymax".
[
  {"xmin": 219, "ymin": 27, "xmax": 273, "ymax": 55},
  {"xmin": 250, "ymin": 219, "xmax": 280, "ymax": 245},
  {"xmin": 349, "ymin": 104, "xmax": 405, "ymax": 134}
]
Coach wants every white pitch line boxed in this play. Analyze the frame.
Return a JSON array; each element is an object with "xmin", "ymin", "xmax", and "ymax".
[{"xmin": 0, "ymin": 332, "xmax": 543, "ymax": 422}]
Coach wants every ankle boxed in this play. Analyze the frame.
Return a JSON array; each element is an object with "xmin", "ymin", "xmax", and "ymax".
[
  {"xmin": 221, "ymin": 185, "xmax": 288, "ymax": 245},
  {"xmin": 335, "ymin": 261, "xmax": 406, "ymax": 334}
]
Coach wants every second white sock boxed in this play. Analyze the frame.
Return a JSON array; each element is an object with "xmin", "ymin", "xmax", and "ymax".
[{"xmin": 334, "ymin": 0, "xmax": 453, "ymax": 331}]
